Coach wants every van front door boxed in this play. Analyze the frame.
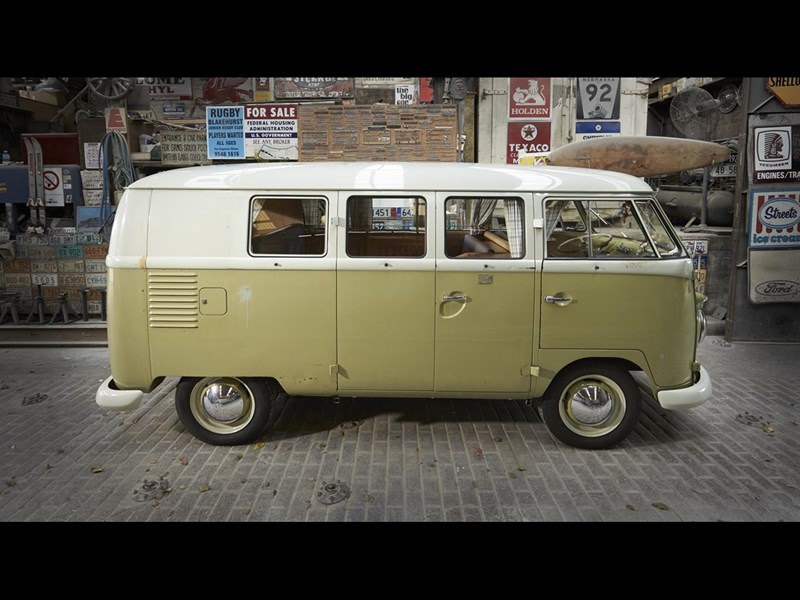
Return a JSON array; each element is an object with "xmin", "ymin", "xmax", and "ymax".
[
  {"xmin": 336, "ymin": 192, "xmax": 435, "ymax": 392},
  {"xmin": 434, "ymin": 193, "xmax": 536, "ymax": 393}
]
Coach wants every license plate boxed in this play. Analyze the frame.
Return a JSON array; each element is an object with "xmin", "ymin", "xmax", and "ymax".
[
  {"xmin": 32, "ymin": 273, "xmax": 59, "ymax": 287},
  {"xmin": 86, "ymin": 274, "xmax": 107, "ymax": 287},
  {"xmin": 710, "ymin": 162, "xmax": 737, "ymax": 178}
]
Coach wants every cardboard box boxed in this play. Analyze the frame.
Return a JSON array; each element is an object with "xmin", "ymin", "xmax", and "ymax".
[{"xmin": 18, "ymin": 89, "xmax": 66, "ymax": 107}]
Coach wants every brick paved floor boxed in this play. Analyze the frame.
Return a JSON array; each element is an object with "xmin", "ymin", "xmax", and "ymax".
[{"xmin": 0, "ymin": 334, "xmax": 798, "ymax": 522}]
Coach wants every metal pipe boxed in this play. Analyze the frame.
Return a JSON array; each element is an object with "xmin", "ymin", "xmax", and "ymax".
[
  {"xmin": 81, "ymin": 288, "xmax": 89, "ymax": 321},
  {"xmin": 700, "ymin": 166, "xmax": 710, "ymax": 226}
]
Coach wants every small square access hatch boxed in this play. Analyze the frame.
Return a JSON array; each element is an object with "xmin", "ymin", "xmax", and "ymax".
[{"xmin": 199, "ymin": 288, "xmax": 227, "ymax": 316}]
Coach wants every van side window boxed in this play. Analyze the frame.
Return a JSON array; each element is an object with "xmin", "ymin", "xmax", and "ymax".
[
  {"xmin": 444, "ymin": 197, "xmax": 525, "ymax": 259},
  {"xmin": 346, "ymin": 196, "xmax": 426, "ymax": 258},
  {"xmin": 545, "ymin": 198, "xmax": 675, "ymax": 259},
  {"xmin": 250, "ymin": 197, "xmax": 327, "ymax": 256}
]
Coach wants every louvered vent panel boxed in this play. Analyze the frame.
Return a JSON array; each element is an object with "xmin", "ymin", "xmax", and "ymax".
[{"xmin": 148, "ymin": 272, "xmax": 199, "ymax": 328}]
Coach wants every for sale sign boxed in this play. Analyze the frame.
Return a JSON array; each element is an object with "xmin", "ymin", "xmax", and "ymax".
[
  {"xmin": 508, "ymin": 78, "xmax": 552, "ymax": 120},
  {"xmin": 507, "ymin": 121, "xmax": 552, "ymax": 164},
  {"xmin": 244, "ymin": 104, "xmax": 299, "ymax": 161}
]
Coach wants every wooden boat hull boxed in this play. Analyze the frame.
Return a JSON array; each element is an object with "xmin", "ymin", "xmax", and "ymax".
[{"xmin": 548, "ymin": 136, "xmax": 731, "ymax": 176}]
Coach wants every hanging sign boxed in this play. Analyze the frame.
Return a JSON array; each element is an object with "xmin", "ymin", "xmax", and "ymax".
[
  {"xmin": 161, "ymin": 131, "xmax": 212, "ymax": 166},
  {"xmin": 507, "ymin": 121, "xmax": 552, "ymax": 164},
  {"xmin": 766, "ymin": 77, "xmax": 800, "ymax": 107},
  {"xmin": 576, "ymin": 78, "xmax": 621, "ymax": 120},
  {"xmin": 508, "ymin": 77, "xmax": 552, "ymax": 119},
  {"xmin": 395, "ymin": 85, "xmax": 416, "ymax": 105},
  {"xmin": 244, "ymin": 104, "xmax": 298, "ymax": 160},
  {"xmin": 206, "ymin": 105, "xmax": 245, "ymax": 159},
  {"xmin": 752, "ymin": 125, "xmax": 800, "ymax": 183},
  {"xmin": 749, "ymin": 190, "xmax": 800, "ymax": 248}
]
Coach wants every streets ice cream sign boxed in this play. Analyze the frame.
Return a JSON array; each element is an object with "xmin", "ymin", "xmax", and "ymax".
[
  {"xmin": 752, "ymin": 125, "xmax": 800, "ymax": 183},
  {"xmin": 749, "ymin": 190, "xmax": 800, "ymax": 247},
  {"xmin": 507, "ymin": 121, "xmax": 551, "ymax": 164}
]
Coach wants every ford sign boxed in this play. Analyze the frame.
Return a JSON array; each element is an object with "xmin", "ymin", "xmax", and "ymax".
[
  {"xmin": 755, "ymin": 280, "xmax": 800, "ymax": 296},
  {"xmin": 758, "ymin": 197, "xmax": 800, "ymax": 229}
]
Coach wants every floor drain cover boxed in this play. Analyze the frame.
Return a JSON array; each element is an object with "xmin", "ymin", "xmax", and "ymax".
[
  {"xmin": 133, "ymin": 479, "xmax": 170, "ymax": 502},
  {"xmin": 317, "ymin": 480, "xmax": 350, "ymax": 505}
]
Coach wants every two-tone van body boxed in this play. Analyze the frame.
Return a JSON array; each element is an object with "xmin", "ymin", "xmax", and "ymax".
[{"xmin": 96, "ymin": 162, "xmax": 712, "ymax": 449}]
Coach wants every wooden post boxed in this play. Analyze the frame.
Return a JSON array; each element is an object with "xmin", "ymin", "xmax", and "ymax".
[{"xmin": 724, "ymin": 79, "xmax": 752, "ymax": 342}]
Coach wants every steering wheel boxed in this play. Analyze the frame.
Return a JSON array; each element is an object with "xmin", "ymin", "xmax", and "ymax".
[{"xmin": 557, "ymin": 233, "xmax": 613, "ymax": 252}]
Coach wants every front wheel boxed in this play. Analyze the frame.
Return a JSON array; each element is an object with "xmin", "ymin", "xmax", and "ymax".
[
  {"xmin": 540, "ymin": 363, "xmax": 641, "ymax": 449},
  {"xmin": 175, "ymin": 377, "xmax": 276, "ymax": 445}
]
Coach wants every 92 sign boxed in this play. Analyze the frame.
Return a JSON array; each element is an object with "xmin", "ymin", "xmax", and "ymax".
[{"xmin": 576, "ymin": 78, "xmax": 621, "ymax": 120}]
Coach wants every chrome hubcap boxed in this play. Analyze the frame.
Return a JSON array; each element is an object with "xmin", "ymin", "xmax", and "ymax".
[
  {"xmin": 559, "ymin": 375, "xmax": 626, "ymax": 438},
  {"xmin": 190, "ymin": 378, "xmax": 255, "ymax": 435}
]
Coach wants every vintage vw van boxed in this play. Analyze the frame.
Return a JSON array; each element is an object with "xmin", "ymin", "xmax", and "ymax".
[{"xmin": 96, "ymin": 162, "xmax": 711, "ymax": 449}]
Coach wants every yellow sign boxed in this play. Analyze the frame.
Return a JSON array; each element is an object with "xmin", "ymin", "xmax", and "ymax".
[{"xmin": 767, "ymin": 77, "xmax": 800, "ymax": 107}]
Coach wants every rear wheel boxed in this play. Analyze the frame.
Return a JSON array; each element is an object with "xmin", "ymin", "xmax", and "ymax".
[
  {"xmin": 175, "ymin": 377, "xmax": 276, "ymax": 445},
  {"xmin": 540, "ymin": 363, "xmax": 641, "ymax": 449}
]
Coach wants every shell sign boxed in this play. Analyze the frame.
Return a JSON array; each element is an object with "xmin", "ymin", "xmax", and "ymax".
[{"xmin": 767, "ymin": 77, "xmax": 800, "ymax": 107}]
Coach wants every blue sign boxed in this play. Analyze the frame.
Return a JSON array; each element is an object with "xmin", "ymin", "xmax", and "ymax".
[
  {"xmin": 575, "ymin": 121, "xmax": 621, "ymax": 134},
  {"xmin": 206, "ymin": 106, "xmax": 245, "ymax": 159}
]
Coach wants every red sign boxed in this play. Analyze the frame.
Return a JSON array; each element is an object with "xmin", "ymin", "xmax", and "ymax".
[
  {"xmin": 419, "ymin": 77, "xmax": 434, "ymax": 103},
  {"xmin": 104, "ymin": 107, "xmax": 127, "ymax": 133},
  {"xmin": 508, "ymin": 77, "xmax": 552, "ymax": 120},
  {"xmin": 507, "ymin": 121, "xmax": 552, "ymax": 164},
  {"xmin": 244, "ymin": 104, "xmax": 297, "ymax": 119}
]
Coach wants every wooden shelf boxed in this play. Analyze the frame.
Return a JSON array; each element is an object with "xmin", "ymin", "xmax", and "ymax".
[
  {"xmin": 132, "ymin": 160, "xmax": 192, "ymax": 169},
  {"xmin": 0, "ymin": 103, "xmax": 33, "ymax": 115}
]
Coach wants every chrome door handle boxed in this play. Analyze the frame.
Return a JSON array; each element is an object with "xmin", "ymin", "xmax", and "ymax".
[
  {"xmin": 545, "ymin": 295, "xmax": 573, "ymax": 306},
  {"xmin": 442, "ymin": 292, "xmax": 467, "ymax": 302}
]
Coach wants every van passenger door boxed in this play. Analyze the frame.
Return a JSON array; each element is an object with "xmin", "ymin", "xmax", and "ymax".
[
  {"xmin": 433, "ymin": 193, "xmax": 536, "ymax": 393},
  {"xmin": 540, "ymin": 196, "xmax": 689, "ymax": 361}
]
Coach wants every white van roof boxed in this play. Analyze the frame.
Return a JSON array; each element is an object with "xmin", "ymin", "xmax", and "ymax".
[{"xmin": 128, "ymin": 161, "xmax": 653, "ymax": 193}]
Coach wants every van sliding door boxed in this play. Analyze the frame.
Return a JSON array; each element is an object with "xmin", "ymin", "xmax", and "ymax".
[
  {"xmin": 336, "ymin": 192, "xmax": 435, "ymax": 392},
  {"xmin": 433, "ymin": 193, "xmax": 536, "ymax": 393}
]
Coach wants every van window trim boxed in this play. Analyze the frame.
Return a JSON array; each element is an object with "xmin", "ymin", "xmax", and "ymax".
[
  {"xmin": 442, "ymin": 194, "xmax": 527, "ymax": 260},
  {"xmin": 542, "ymin": 195, "xmax": 686, "ymax": 261},
  {"xmin": 247, "ymin": 194, "xmax": 330, "ymax": 258},
  {"xmin": 344, "ymin": 193, "xmax": 429, "ymax": 259}
]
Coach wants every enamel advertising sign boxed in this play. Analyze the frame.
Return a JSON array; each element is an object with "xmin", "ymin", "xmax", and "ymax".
[
  {"xmin": 507, "ymin": 121, "xmax": 552, "ymax": 164},
  {"xmin": 508, "ymin": 78, "xmax": 552, "ymax": 120},
  {"xmin": 752, "ymin": 125, "xmax": 800, "ymax": 183},
  {"xmin": 749, "ymin": 190, "xmax": 800, "ymax": 248}
]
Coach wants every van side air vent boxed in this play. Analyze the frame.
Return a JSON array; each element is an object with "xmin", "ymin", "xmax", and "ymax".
[{"xmin": 148, "ymin": 271, "xmax": 199, "ymax": 328}]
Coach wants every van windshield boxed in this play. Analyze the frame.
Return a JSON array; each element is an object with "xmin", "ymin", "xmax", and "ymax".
[{"xmin": 545, "ymin": 197, "xmax": 682, "ymax": 259}]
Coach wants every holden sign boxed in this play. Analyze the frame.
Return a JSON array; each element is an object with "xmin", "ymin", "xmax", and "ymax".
[{"xmin": 767, "ymin": 77, "xmax": 800, "ymax": 107}]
